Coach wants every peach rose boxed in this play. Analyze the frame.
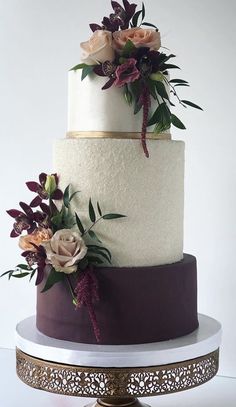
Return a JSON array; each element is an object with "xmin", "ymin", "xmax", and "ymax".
[
  {"xmin": 42, "ymin": 229, "xmax": 87, "ymax": 274},
  {"xmin": 19, "ymin": 228, "xmax": 53, "ymax": 251},
  {"xmin": 113, "ymin": 28, "xmax": 161, "ymax": 52},
  {"xmin": 80, "ymin": 30, "xmax": 115, "ymax": 65}
]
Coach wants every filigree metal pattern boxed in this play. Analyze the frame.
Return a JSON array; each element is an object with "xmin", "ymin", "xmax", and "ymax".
[{"xmin": 16, "ymin": 348, "xmax": 219, "ymax": 398}]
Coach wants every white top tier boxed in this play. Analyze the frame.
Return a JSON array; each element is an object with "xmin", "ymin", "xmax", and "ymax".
[{"xmin": 68, "ymin": 70, "xmax": 167, "ymax": 133}]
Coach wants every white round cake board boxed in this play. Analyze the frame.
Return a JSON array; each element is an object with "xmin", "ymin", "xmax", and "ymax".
[{"xmin": 15, "ymin": 314, "xmax": 221, "ymax": 368}]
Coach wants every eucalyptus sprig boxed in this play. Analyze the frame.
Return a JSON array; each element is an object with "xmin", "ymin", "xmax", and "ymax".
[
  {"xmin": 1, "ymin": 264, "xmax": 34, "ymax": 281},
  {"xmin": 75, "ymin": 198, "xmax": 126, "ymax": 266}
]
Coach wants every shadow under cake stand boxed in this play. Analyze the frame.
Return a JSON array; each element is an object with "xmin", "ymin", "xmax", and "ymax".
[{"xmin": 15, "ymin": 314, "xmax": 221, "ymax": 407}]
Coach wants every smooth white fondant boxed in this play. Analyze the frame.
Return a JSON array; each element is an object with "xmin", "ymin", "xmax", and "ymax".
[
  {"xmin": 15, "ymin": 315, "xmax": 222, "ymax": 368},
  {"xmin": 53, "ymin": 138, "xmax": 184, "ymax": 267},
  {"xmin": 68, "ymin": 71, "xmax": 169, "ymax": 132}
]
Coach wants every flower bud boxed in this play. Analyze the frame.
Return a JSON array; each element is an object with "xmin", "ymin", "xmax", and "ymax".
[
  {"xmin": 44, "ymin": 175, "xmax": 57, "ymax": 196},
  {"xmin": 150, "ymin": 72, "xmax": 164, "ymax": 81}
]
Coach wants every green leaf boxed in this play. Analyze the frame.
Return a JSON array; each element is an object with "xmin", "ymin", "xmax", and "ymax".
[
  {"xmin": 129, "ymin": 80, "xmax": 142, "ymax": 114},
  {"xmin": 51, "ymin": 211, "xmax": 63, "ymax": 228},
  {"xmin": 142, "ymin": 2, "xmax": 145, "ymax": 20},
  {"xmin": 87, "ymin": 245, "xmax": 112, "ymax": 260},
  {"xmin": 155, "ymin": 81, "xmax": 169, "ymax": 100},
  {"xmin": 29, "ymin": 268, "xmax": 37, "ymax": 282},
  {"xmin": 0, "ymin": 270, "xmax": 14, "ymax": 278},
  {"xmin": 121, "ymin": 40, "xmax": 135, "ymax": 57},
  {"xmin": 89, "ymin": 198, "xmax": 96, "ymax": 223},
  {"xmin": 132, "ymin": 10, "xmax": 142, "ymax": 27},
  {"xmin": 134, "ymin": 100, "xmax": 142, "ymax": 115},
  {"xmin": 162, "ymin": 64, "xmax": 180, "ymax": 70},
  {"xmin": 75, "ymin": 213, "xmax": 85, "ymax": 235},
  {"xmin": 148, "ymin": 102, "xmax": 171, "ymax": 129},
  {"xmin": 16, "ymin": 264, "xmax": 32, "ymax": 271},
  {"xmin": 12, "ymin": 272, "xmax": 31, "ymax": 278},
  {"xmin": 146, "ymin": 79, "xmax": 157, "ymax": 99},
  {"xmin": 102, "ymin": 213, "xmax": 126, "ymax": 220},
  {"xmin": 88, "ymin": 230, "xmax": 102, "ymax": 243},
  {"xmin": 70, "ymin": 63, "xmax": 88, "ymax": 71},
  {"xmin": 169, "ymin": 79, "xmax": 189, "ymax": 84},
  {"xmin": 87, "ymin": 256, "xmax": 104, "ymax": 265},
  {"xmin": 81, "ymin": 66, "xmax": 94, "ymax": 81},
  {"xmin": 41, "ymin": 268, "xmax": 65, "ymax": 293},
  {"xmin": 181, "ymin": 100, "xmax": 203, "ymax": 110},
  {"xmin": 171, "ymin": 114, "xmax": 186, "ymax": 130},
  {"xmin": 141, "ymin": 22, "xmax": 158, "ymax": 29},
  {"xmin": 174, "ymin": 83, "xmax": 190, "ymax": 87},
  {"xmin": 124, "ymin": 86, "xmax": 133, "ymax": 105},
  {"xmin": 78, "ymin": 257, "xmax": 89, "ymax": 270},
  {"xmin": 87, "ymin": 248, "xmax": 111, "ymax": 264},
  {"xmin": 69, "ymin": 190, "xmax": 80, "ymax": 202},
  {"xmin": 97, "ymin": 202, "xmax": 102, "ymax": 217},
  {"xmin": 63, "ymin": 184, "xmax": 70, "ymax": 208}
]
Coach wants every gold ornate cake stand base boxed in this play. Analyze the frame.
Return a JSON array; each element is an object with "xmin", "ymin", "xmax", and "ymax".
[{"xmin": 16, "ymin": 347, "xmax": 219, "ymax": 406}]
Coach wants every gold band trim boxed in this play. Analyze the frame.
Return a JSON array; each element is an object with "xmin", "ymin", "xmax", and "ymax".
[{"xmin": 66, "ymin": 131, "xmax": 171, "ymax": 140}]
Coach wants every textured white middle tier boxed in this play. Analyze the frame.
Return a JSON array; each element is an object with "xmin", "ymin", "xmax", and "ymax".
[
  {"xmin": 54, "ymin": 138, "xmax": 184, "ymax": 267},
  {"xmin": 68, "ymin": 71, "xmax": 169, "ymax": 133}
]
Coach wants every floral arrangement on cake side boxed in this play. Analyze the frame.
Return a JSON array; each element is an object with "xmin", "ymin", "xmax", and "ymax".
[
  {"xmin": 1, "ymin": 173, "xmax": 126, "ymax": 342},
  {"xmin": 70, "ymin": 0, "xmax": 202, "ymax": 157}
]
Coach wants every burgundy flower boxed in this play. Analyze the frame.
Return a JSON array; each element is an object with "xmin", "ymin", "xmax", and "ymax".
[
  {"xmin": 22, "ymin": 244, "xmax": 48, "ymax": 285},
  {"xmin": 134, "ymin": 47, "xmax": 161, "ymax": 75},
  {"xmin": 7, "ymin": 202, "xmax": 50, "ymax": 238},
  {"xmin": 26, "ymin": 173, "xmax": 63, "ymax": 208},
  {"xmin": 114, "ymin": 58, "xmax": 140, "ymax": 87},
  {"xmin": 75, "ymin": 266, "xmax": 100, "ymax": 342},
  {"xmin": 93, "ymin": 61, "xmax": 117, "ymax": 90},
  {"xmin": 91, "ymin": 0, "xmax": 137, "ymax": 33},
  {"xmin": 7, "ymin": 202, "xmax": 37, "ymax": 237}
]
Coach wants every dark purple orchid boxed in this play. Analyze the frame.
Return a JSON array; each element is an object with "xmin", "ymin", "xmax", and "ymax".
[
  {"xmin": 134, "ymin": 47, "xmax": 161, "ymax": 76},
  {"xmin": 93, "ymin": 61, "xmax": 117, "ymax": 89},
  {"xmin": 7, "ymin": 202, "xmax": 41, "ymax": 237},
  {"xmin": 21, "ymin": 244, "xmax": 48, "ymax": 286},
  {"xmin": 90, "ymin": 0, "xmax": 137, "ymax": 33},
  {"xmin": 114, "ymin": 58, "xmax": 140, "ymax": 87},
  {"xmin": 26, "ymin": 173, "xmax": 63, "ymax": 208}
]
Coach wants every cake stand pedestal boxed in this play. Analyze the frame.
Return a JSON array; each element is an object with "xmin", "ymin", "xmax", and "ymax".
[{"xmin": 15, "ymin": 314, "xmax": 221, "ymax": 407}]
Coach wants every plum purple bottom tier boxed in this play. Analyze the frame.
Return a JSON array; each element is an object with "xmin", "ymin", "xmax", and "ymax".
[{"xmin": 36, "ymin": 253, "xmax": 198, "ymax": 345}]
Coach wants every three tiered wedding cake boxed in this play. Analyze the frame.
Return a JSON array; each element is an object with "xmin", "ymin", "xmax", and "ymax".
[{"xmin": 3, "ymin": 0, "xmax": 202, "ymax": 345}]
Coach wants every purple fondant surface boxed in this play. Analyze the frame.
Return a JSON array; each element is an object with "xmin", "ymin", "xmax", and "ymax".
[{"xmin": 36, "ymin": 254, "xmax": 198, "ymax": 345}]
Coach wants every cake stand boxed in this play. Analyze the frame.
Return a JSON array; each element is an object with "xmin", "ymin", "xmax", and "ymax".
[{"xmin": 15, "ymin": 314, "xmax": 221, "ymax": 407}]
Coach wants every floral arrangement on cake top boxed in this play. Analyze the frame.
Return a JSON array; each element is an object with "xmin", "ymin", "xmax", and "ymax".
[
  {"xmin": 71, "ymin": 0, "xmax": 202, "ymax": 157},
  {"xmin": 1, "ymin": 173, "xmax": 126, "ymax": 342}
]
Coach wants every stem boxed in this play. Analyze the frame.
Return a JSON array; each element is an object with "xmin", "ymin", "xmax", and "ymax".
[
  {"xmin": 163, "ymin": 76, "xmax": 186, "ymax": 108},
  {"xmin": 82, "ymin": 216, "xmax": 104, "ymax": 236},
  {"xmin": 66, "ymin": 275, "xmax": 78, "ymax": 306},
  {"xmin": 141, "ymin": 86, "xmax": 151, "ymax": 158}
]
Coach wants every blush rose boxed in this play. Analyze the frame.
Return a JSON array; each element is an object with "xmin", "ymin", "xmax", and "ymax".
[
  {"xmin": 113, "ymin": 27, "xmax": 161, "ymax": 52},
  {"xmin": 19, "ymin": 228, "xmax": 53, "ymax": 251},
  {"xmin": 80, "ymin": 30, "xmax": 115, "ymax": 65},
  {"xmin": 42, "ymin": 229, "xmax": 87, "ymax": 274}
]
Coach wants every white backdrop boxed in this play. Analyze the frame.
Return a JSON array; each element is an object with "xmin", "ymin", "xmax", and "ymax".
[{"xmin": 0, "ymin": 0, "xmax": 235, "ymax": 378}]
